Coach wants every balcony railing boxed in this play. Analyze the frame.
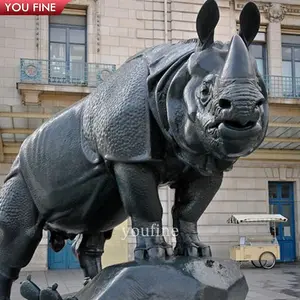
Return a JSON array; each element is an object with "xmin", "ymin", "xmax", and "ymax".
[
  {"xmin": 19, "ymin": 59, "xmax": 300, "ymax": 99},
  {"xmin": 20, "ymin": 59, "xmax": 116, "ymax": 88},
  {"xmin": 264, "ymin": 75, "xmax": 300, "ymax": 99}
]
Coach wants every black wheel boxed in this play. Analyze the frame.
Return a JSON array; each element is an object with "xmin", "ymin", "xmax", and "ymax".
[
  {"xmin": 251, "ymin": 260, "xmax": 261, "ymax": 268},
  {"xmin": 259, "ymin": 251, "xmax": 276, "ymax": 269}
]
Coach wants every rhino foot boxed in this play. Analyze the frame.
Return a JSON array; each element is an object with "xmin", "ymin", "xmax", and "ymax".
[
  {"xmin": 134, "ymin": 236, "xmax": 173, "ymax": 260},
  {"xmin": 174, "ymin": 233, "xmax": 211, "ymax": 258}
]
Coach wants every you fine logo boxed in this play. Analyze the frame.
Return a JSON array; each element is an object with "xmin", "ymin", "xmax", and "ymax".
[{"xmin": 0, "ymin": 0, "xmax": 70, "ymax": 15}]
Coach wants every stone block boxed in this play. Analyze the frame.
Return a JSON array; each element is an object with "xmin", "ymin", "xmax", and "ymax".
[
  {"xmin": 104, "ymin": 7, "xmax": 129, "ymax": 18},
  {"xmin": 171, "ymin": 30, "xmax": 183, "ymax": 39},
  {"xmin": 154, "ymin": 30, "xmax": 164, "ymax": 39},
  {"xmin": 101, "ymin": 35, "xmax": 120, "ymax": 46},
  {"xmin": 100, "ymin": 17, "xmax": 119, "ymax": 27},
  {"xmin": 128, "ymin": 47, "xmax": 137, "ymax": 56},
  {"xmin": 246, "ymin": 190, "xmax": 267, "ymax": 201},
  {"xmin": 15, "ymin": 28, "xmax": 35, "ymax": 40},
  {"xmin": 128, "ymin": 9, "xmax": 136, "ymax": 19},
  {"xmin": 171, "ymin": 11, "xmax": 183, "ymax": 21},
  {"xmin": 0, "ymin": 28, "xmax": 15, "ymax": 38},
  {"xmin": 207, "ymin": 201, "xmax": 238, "ymax": 213},
  {"xmin": 137, "ymin": 29, "xmax": 153, "ymax": 39},
  {"xmin": 63, "ymin": 257, "xmax": 248, "ymax": 300},
  {"xmin": 120, "ymin": 0, "xmax": 143, "ymax": 10},
  {"xmin": 153, "ymin": 11, "xmax": 164, "ymax": 20},
  {"xmin": 182, "ymin": 31, "xmax": 197, "ymax": 40},
  {"xmin": 15, "ymin": 48, "xmax": 35, "ymax": 59},
  {"xmin": 5, "ymin": 37, "xmax": 25, "ymax": 49},
  {"xmin": 104, "ymin": 0, "xmax": 119, "ymax": 8},
  {"xmin": 145, "ymin": 39, "xmax": 154, "ymax": 47},
  {"xmin": 110, "ymin": 46, "xmax": 128, "ymax": 56},
  {"xmin": 110, "ymin": 26, "xmax": 129, "ymax": 37},
  {"xmin": 136, "ymin": 10, "xmax": 153, "ymax": 20},
  {"xmin": 119, "ymin": 18, "xmax": 145, "ymax": 29},
  {"xmin": 182, "ymin": 12, "xmax": 197, "ymax": 22},
  {"xmin": 145, "ymin": 20, "xmax": 154, "ymax": 29},
  {"xmin": 4, "ymin": 17, "xmax": 26, "ymax": 29},
  {"xmin": 0, "ymin": 47, "xmax": 15, "ymax": 59},
  {"xmin": 153, "ymin": 2, "xmax": 164, "ymax": 11},
  {"xmin": 99, "ymin": 54, "xmax": 120, "ymax": 65},
  {"xmin": 172, "ymin": 20, "xmax": 195, "ymax": 31},
  {"xmin": 172, "ymin": 2, "xmax": 199, "ymax": 13}
]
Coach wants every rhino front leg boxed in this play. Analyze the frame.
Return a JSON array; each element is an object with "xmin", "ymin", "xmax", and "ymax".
[
  {"xmin": 172, "ymin": 172, "xmax": 223, "ymax": 258},
  {"xmin": 113, "ymin": 163, "xmax": 173, "ymax": 260}
]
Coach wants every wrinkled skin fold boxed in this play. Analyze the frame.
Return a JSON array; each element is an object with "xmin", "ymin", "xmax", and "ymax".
[{"xmin": 0, "ymin": 0, "xmax": 268, "ymax": 299}]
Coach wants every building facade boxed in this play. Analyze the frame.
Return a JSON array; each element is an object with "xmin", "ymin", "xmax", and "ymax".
[{"xmin": 0, "ymin": 0, "xmax": 300, "ymax": 271}]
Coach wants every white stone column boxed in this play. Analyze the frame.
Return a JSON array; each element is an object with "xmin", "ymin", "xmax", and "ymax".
[
  {"xmin": 39, "ymin": 16, "xmax": 49, "ymax": 61},
  {"xmin": 267, "ymin": 22, "xmax": 282, "ymax": 77},
  {"xmin": 264, "ymin": 3, "xmax": 287, "ymax": 97}
]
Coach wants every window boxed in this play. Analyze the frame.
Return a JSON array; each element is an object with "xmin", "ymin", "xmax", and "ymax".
[
  {"xmin": 249, "ymin": 32, "xmax": 267, "ymax": 78},
  {"xmin": 281, "ymin": 34, "xmax": 300, "ymax": 97},
  {"xmin": 49, "ymin": 14, "xmax": 87, "ymax": 84}
]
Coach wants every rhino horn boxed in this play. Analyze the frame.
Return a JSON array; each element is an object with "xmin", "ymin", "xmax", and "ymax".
[{"xmin": 220, "ymin": 34, "xmax": 255, "ymax": 80}]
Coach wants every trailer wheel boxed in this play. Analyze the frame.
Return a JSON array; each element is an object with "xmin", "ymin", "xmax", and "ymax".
[
  {"xmin": 251, "ymin": 260, "xmax": 261, "ymax": 268},
  {"xmin": 259, "ymin": 251, "xmax": 276, "ymax": 269}
]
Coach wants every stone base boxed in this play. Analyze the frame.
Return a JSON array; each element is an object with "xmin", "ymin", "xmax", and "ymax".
[{"xmin": 73, "ymin": 257, "xmax": 248, "ymax": 300}]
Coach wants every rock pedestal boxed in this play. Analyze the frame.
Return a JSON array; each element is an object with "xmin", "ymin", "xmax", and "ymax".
[
  {"xmin": 20, "ymin": 257, "xmax": 248, "ymax": 300},
  {"xmin": 73, "ymin": 257, "xmax": 248, "ymax": 300}
]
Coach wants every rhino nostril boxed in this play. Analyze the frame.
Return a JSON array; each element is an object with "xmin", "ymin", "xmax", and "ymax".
[
  {"xmin": 219, "ymin": 99, "xmax": 231, "ymax": 109},
  {"xmin": 256, "ymin": 99, "xmax": 264, "ymax": 106}
]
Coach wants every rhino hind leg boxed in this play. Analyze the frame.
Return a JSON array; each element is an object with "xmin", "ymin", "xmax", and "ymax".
[
  {"xmin": 0, "ymin": 173, "xmax": 44, "ymax": 299},
  {"xmin": 113, "ymin": 162, "xmax": 173, "ymax": 260},
  {"xmin": 73, "ymin": 230, "xmax": 113, "ymax": 286}
]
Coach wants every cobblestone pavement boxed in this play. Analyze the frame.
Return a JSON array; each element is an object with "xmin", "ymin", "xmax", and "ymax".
[{"xmin": 10, "ymin": 263, "xmax": 300, "ymax": 300}]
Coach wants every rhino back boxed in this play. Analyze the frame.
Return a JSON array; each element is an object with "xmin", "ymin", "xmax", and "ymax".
[{"xmin": 16, "ymin": 101, "xmax": 108, "ymax": 215}]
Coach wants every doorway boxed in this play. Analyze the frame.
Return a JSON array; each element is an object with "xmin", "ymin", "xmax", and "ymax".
[
  {"xmin": 48, "ymin": 238, "xmax": 80, "ymax": 270},
  {"xmin": 268, "ymin": 181, "xmax": 296, "ymax": 262}
]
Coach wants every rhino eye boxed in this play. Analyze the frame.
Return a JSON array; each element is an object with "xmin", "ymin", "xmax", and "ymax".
[
  {"xmin": 196, "ymin": 82, "xmax": 212, "ymax": 105},
  {"xmin": 201, "ymin": 84, "xmax": 209, "ymax": 95}
]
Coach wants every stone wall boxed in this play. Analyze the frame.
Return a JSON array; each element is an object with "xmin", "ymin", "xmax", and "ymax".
[{"xmin": 0, "ymin": 16, "xmax": 36, "ymax": 106}]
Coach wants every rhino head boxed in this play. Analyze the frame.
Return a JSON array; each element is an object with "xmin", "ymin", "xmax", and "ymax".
[{"xmin": 169, "ymin": 0, "xmax": 269, "ymax": 161}]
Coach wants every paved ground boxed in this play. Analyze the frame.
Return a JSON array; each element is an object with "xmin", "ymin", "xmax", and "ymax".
[
  {"xmin": 10, "ymin": 263, "xmax": 300, "ymax": 299},
  {"xmin": 243, "ymin": 262, "xmax": 300, "ymax": 300}
]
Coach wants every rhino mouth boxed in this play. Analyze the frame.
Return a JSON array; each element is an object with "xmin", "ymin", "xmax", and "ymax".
[
  {"xmin": 207, "ymin": 119, "xmax": 261, "ymax": 139},
  {"xmin": 219, "ymin": 121, "xmax": 261, "ymax": 139},
  {"xmin": 223, "ymin": 120, "xmax": 256, "ymax": 131}
]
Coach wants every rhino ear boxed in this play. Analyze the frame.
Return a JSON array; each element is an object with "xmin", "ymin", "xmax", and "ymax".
[
  {"xmin": 239, "ymin": 2, "xmax": 260, "ymax": 47},
  {"xmin": 196, "ymin": 0, "xmax": 220, "ymax": 50}
]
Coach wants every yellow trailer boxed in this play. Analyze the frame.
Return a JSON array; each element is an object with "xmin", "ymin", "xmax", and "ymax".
[{"xmin": 227, "ymin": 214, "xmax": 288, "ymax": 269}]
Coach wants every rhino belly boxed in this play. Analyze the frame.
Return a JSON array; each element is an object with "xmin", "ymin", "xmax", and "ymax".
[{"xmin": 45, "ymin": 175, "xmax": 128, "ymax": 234}]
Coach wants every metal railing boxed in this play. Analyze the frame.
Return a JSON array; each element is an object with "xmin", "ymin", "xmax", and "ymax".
[
  {"xmin": 20, "ymin": 59, "xmax": 116, "ymax": 87},
  {"xmin": 264, "ymin": 75, "xmax": 300, "ymax": 99},
  {"xmin": 19, "ymin": 59, "xmax": 300, "ymax": 99}
]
